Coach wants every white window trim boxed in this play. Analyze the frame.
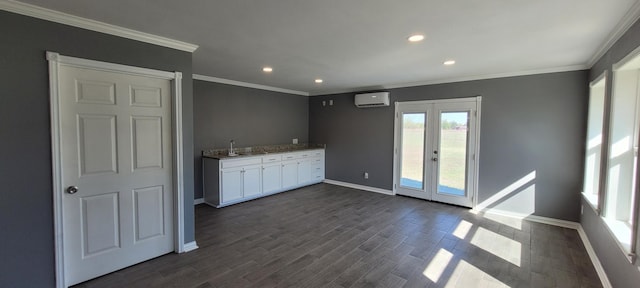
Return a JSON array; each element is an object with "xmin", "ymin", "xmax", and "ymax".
[
  {"xmin": 582, "ymin": 71, "xmax": 608, "ymax": 213},
  {"xmin": 600, "ymin": 44, "xmax": 640, "ymax": 264}
]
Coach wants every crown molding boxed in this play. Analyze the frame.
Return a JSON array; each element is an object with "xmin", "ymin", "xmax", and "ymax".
[
  {"xmin": 587, "ymin": 0, "xmax": 640, "ymax": 67},
  {"xmin": 0, "ymin": 0, "xmax": 198, "ymax": 52},
  {"xmin": 309, "ymin": 65, "xmax": 587, "ymax": 96},
  {"xmin": 193, "ymin": 74, "xmax": 309, "ymax": 96}
]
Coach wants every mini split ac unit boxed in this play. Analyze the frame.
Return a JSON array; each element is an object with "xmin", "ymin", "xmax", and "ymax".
[{"xmin": 354, "ymin": 92, "xmax": 390, "ymax": 108}]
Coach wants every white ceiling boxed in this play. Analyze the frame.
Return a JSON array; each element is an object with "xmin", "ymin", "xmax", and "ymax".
[{"xmin": 12, "ymin": 0, "xmax": 640, "ymax": 95}]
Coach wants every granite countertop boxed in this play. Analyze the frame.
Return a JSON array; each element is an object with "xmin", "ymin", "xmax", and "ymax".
[{"xmin": 202, "ymin": 143, "xmax": 325, "ymax": 160}]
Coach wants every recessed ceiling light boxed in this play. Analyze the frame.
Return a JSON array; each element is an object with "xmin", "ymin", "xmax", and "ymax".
[
  {"xmin": 262, "ymin": 67, "xmax": 273, "ymax": 72},
  {"xmin": 408, "ymin": 34, "xmax": 425, "ymax": 42},
  {"xmin": 444, "ymin": 60, "xmax": 456, "ymax": 65},
  {"xmin": 315, "ymin": 79, "xmax": 323, "ymax": 84}
]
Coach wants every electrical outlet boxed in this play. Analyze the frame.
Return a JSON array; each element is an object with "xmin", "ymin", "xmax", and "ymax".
[
  {"xmin": 322, "ymin": 101, "xmax": 326, "ymax": 106},
  {"xmin": 292, "ymin": 138, "xmax": 298, "ymax": 144},
  {"xmin": 329, "ymin": 100, "xmax": 334, "ymax": 106},
  {"xmin": 364, "ymin": 172, "xmax": 369, "ymax": 179}
]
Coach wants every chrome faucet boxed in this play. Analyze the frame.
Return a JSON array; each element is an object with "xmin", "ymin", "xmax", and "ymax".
[{"xmin": 228, "ymin": 140, "xmax": 237, "ymax": 156}]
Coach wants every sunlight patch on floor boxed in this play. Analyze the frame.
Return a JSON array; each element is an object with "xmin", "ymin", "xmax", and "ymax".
[
  {"xmin": 446, "ymin": 260, "xmax": 511, "ymax": 288},
  {"xmin": 470, "ymin": 227, "xmax": 522, "ymax": 267},
  {"xmin": 423, "ymin": 248, "xmax": 453, "ymax": 283},
  {"xmin": 452, "ymin": 220, "xmax": 473, "ymax": 239}
]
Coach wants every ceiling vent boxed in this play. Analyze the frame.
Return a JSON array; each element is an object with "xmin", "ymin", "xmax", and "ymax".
[{"xmin": 354, "ymin": 92, "xmax": 390, "ymax": 108}]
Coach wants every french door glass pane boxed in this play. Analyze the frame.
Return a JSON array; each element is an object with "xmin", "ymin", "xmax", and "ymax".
[
  {"xmin": 438, "ymin": 112, "xmax": 469, "ymax": 196},
  {"xmin": 400, "ymin": 113, "xmax": 425, "ymax": 189}
]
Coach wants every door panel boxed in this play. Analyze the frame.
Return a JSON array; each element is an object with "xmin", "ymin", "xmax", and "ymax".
[
  {"xmin": 60, "ymin": 65, "xmax": 173, "ymax": 286},
  {"xmin": 133, "ymin": 186, "xmax": 165, "ymax": 242},
  {"xmin": 81, "ymin": 192, "xmax": 120, "ymax": 257},
  {"xmin": 431, "ymin": 104, "xmax": 476, "ymax": 207},
  {"xmin": 395, "ymin": 103, "xmax": 432, "ymax": 200},
  {"xmin": 395, "ymin": 99, "xmax": 478, "ymax": 208},
  {"xmin": 131, "ymin": 116, "xmax": 163, "ymax": 170},
  {"xmin": 78, "ymin": 115, "xmax": 118, "ymax": 176}
]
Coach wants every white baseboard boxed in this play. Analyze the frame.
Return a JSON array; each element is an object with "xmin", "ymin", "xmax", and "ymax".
[
  {"xmin": 471, "ymin": 208, "xmax": 580, "ymax": 229},
  {"xmin": 473, "ymin": 208, "xmax": 610, "ymax": 288},
  {"xmin": 577, "ymin": 225, "xmax": 612, "ymax": 288},
  {"xmin": 194, "ymin": 198, "xmax": 204, "ymax": 205},
  {"xmin": 323, "ymin": 179, "xmax": 393, "ymax": 195},
  {"xmin": 183, "ymin": 241, "xmax": 199, "ymax": 253}
]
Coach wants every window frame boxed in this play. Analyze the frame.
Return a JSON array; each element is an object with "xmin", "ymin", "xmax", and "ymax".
[
  {"xmin": 597, "ymin": 44, "xmax": 640, "ymax": 264},
  {"xmin": 583, "ymin": 71, "xmax": 607, "ymax": 213}
]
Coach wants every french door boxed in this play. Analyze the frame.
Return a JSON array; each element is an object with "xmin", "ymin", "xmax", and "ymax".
[{"xmin": 393, "ymin": 97, "xmax": 480, "ymax": 208}]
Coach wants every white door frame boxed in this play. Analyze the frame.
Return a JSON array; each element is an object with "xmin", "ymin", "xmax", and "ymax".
[
  {"xmin": 47, "ymin": 52, "xmax": 187, "ymax": 288},
  {"xmin": 392, "ymin": 96, "xmax": 482, "ymax": 208}
]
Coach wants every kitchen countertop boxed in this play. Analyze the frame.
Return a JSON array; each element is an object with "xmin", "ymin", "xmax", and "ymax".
[{"xmin": 202, "ymin": 143, "xmax": 325, "ymax": 160}]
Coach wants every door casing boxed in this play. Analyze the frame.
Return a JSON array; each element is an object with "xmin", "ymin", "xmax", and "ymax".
[
  {"xmin": 392, "ymin": 96, "xmax": 482, "ymax": 208},
  {"xmin": 47, "ymin": 52, "xmax": 188, "ymax": 288}
]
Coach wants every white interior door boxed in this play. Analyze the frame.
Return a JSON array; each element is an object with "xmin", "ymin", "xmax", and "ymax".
[
  {"xmin": 59, "ymin": 65, "xmax": 174, "ymax": 286},
  {"xmin": 394, "ymin": 98, "xmax": 480, "ymax": 208}
]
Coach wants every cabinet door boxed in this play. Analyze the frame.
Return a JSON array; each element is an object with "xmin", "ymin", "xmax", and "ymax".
[
  {"xmin": 262, "ymin": 163, "xmax": 282, "ymax": 194},
  {"xmin": 243, "ymin": 165, "xmax": 262, "ymax": 198},
  {"xmin": 221, "ymin": 168, "xmax": 243, "ymax": 203},
  {"xmin": 282, "ymin": 161, "xmax": 298, "ymax": 189},
  {"xmin": 298, "ymin": 159, "xmax": 312, "ymax": 184}
]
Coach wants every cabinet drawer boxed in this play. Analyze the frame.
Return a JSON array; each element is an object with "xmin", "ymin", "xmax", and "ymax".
[
  {"xmin": 262, "ymin": 155, "xmax": 282, "ymax": 163},
  {"xmin": 221, "ymin": 157, "xmax": 261, "ymax": 169},
  {"xmin": 282, "ymin": 153, "xmax": 301, "ymax": 161}
]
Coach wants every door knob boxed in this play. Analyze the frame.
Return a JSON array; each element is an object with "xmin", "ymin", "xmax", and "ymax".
[
  {"xmin": 432, "ymin": 157, "xmax": 438, "ymax": 161},
  {"xmin": 66, "ymin": 186, "xmax": 79, "ymax": 194}
]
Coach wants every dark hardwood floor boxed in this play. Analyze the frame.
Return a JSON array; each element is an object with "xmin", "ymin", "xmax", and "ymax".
[{"xmin": 74, "ymin": 183, "xmax": 602, "ymax": 288}]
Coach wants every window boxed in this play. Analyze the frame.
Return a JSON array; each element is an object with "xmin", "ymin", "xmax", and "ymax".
[
  {"xmin": 602, "ymin": 47, "xmax": 640, "ymax": 260},
  {"xmin": 583, "ymin": 73, "xmax": 606, "ymax": 210}
]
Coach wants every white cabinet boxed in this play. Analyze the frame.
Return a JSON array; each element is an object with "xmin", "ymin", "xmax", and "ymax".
[
  {"xmin": 311, "ymin": 156, "xmax": 325, "ymax": 182},
  {"xmin": 298, "ymin": 159, "xmax": 312, "ymax": 184},
  {"xmin": 220, "ymin": 168, "xmax": 243, "ymax": 203},
  {"xmin": 262, "ymin": 162, "xmax": 282, "ymax": 194},
  {"xmin": 242, "ymin": 165, "xmax": 262, "ymax": 198},
  {"xmin": 219, "ymin": 162, "xmax": 261, "ymax": 204},
  {"xmin": 281, "ymin": 161, "xmax": 298, "ymax": 189},
  {"xmin": 203, "ymin": 149, "xmax": 325, "ymax": 208}
]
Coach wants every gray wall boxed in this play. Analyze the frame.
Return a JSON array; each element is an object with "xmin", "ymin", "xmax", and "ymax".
[
  {"xmin": 0, "ymin": 11, "xmax": 195, "ymax": 287},
  {"xmin": 581, "ymin": 18, "xmax": 640, "ymax": 288},
  {"xmin": 194, "ymin": 80, "xmax": 309, "ymax": 198},
  {"xmin": 310, "ymin": 71, "xmax": 588, "ymax": 222}
]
